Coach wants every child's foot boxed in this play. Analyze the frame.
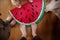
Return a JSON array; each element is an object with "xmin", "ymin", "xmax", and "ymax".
[
  {"xmin": 5, "ymin": 21, "xmax": 10, "ymax": 26},
  {"xmin": 18, "ymin": 5, "xmax": 21, "ymax": 8},
  {"xmin": 29, "ymin": 0, "xmax": 33, "ymax": 2},
  {"xmin": 33, "ymin": 36, "xmax": 41, "ymax": 40},
  {"xmin": 20, "ymin": 37, "xmax": 27, "ymax": 40},
  {"xmin": 5, "ymin": 21, "xmax": 12, "ymax": 27}
]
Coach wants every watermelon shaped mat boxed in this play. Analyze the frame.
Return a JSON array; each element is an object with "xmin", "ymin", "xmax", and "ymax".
[{"xmin": 9, "ymin": 0, "xmax": 45, "ymax": 27}]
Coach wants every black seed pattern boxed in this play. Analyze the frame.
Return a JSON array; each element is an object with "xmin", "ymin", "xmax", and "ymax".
[
  {"xmin": 27, "ymin": 9, "xmax": 30, "ymax": 12},
  {"xmin": 32, "ymin": 15, "xmax": 34, "ymax": 18},
  {"xmin": 29, "ymin": 18, "xmax": 31, "ymax": 22},
  {"xmin": 32, "ymin": 8, "xmax": 34, "ymax": 11},
  {"xmin": 31, "ymin": 5, "xmax": 34, "ymax": 7},
  {"xmin": 20, "ymin": 12, "xmax": 22, "ymax": 15},
  {"xmin": 15, "ymin": 12, "xmax": 17, "ymax": 15},
  {"xmin": 35, "ymin": 5, "xmax": 38, "ymax": 7},
  {"xmin": 36, "ymin": 11, "xmax": 38, "ymax": 15},
  {"xmin": 32, "ymin": 12, "xmax": 34, "ymax": 15},
  {"xmin": 20, "ymin": 18, "xmax": 22, "ymax": 22}
]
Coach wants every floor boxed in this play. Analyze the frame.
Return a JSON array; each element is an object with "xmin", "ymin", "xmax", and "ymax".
[{"xmin": 0, "ymin": 0, "xmax": 57, "ymax": 40}]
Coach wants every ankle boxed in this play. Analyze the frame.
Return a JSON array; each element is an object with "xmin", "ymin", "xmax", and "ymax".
[
  {"xmin": 32, "ymin": 33, "xmax": 37, "ymax": 37},
  {"xmin": 21, "ymin": 34, "xmax": 27, "ymax": 38}
]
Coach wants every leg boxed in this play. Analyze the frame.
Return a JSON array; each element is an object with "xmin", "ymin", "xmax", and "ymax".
[
  {"xmin": 11, "ymin": 0, "xmax": 21, "ymax": 8},
  {"xmin": 6, "ymin": 15, "xmax": 13, "ymax": 22},
  {"xmin": 20, "ymin": 24, "xmax": 27, "ymax": 40},
  {"xmin": 31, "ymin": 23, "xmax": 37, "ymax": 37},
  {"xmin": 10, "ymin": 20, "xmax": 16, "ymax": 27},
  {"xmin": 5, "ymin": 15, "xmax": 13, "ymax": 27},
  {"xmin": 31, "ymin": 23, "xmax": 41, "ymax": 40}
]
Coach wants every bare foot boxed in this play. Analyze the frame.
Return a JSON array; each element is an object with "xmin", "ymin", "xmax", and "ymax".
[
  {"xmin": 29, "ymin": 0, "xmax": 33, "ymax": 2},
  {"xmin": 17, "ymin": 5, "xmax": 21, "ymax": 8}
]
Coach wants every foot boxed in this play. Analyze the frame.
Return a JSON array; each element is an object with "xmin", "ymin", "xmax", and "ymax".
[
  {"xmin": 5, "ymin": 21, "xmax": 10, "ymax": 26},
  {"xmin": 5, "ymin": 21, "xmax": 12, "ymax": 27},
  {"xmin": 33, "ymin": 36, "xmax": 41, "ymax": 40},
  {"xmin": 29, "ymin": 0, "xmax": 33, "ymax": 2},
  {"xmin": 17, "ymin": 4, "xmax": 21, "ymax": 8},
  {"xmin": 20, "ymin": 37, "xmax": 27, "ymax": 40}
]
